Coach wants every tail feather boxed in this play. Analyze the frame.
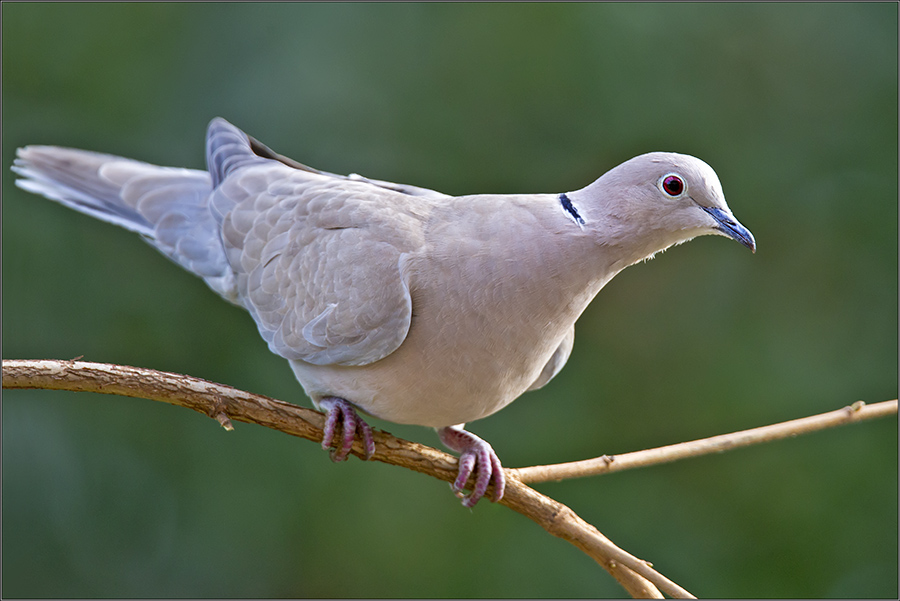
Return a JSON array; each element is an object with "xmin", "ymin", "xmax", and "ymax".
[
  {"xmin": 13, "ymin": 147, "xmax": 156, "ymax": 236},
  {"xmin": 12, "ymin": 123, "xmax": 245, "ymax": 303}
]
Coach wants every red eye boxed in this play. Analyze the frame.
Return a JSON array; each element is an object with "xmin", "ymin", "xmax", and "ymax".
[{"xmin": 662, "ymin": 175, "xmax": 684, "ymax": 196}]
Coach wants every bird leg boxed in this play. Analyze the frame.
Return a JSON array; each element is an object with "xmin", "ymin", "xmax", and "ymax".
[
  {"xmin": 437, "ymin": 425, "xmax": 505, "ymax": 508},
  {"xmin": 319, "ymin": 397, "xmax": 376, "ymax": 461}
]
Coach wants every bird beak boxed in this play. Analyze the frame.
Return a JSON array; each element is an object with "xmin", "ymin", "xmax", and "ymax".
[{"xmin": 700, "ymin": 206, "xmax": 756, "ymax": 253}]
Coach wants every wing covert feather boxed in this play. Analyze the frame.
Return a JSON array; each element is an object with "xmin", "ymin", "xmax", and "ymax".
[{"xmin": 213, "ymin": 164, "xmax": 427, "ymax": 366}]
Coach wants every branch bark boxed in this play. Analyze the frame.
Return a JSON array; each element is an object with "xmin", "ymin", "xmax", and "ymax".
[
  {"xmin": 5, "ymin": 358, "xmax": 896, "ymax": 597},
  {"xmin": 1, "ymin": 359, "xmax": 682, "ymax": 598},
  {"xmin": 510, "ymin": 399, "xmax": 898, "ymax": 484}
]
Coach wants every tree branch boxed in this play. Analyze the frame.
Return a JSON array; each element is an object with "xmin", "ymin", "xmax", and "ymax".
[
  {"xmin": 4, "ymin": 358, "xmax": 896, "ymax": 597},
  {"xmin": 2, "ymin": 359, "xmax": 683, "ymax": 598},
  {"xmin": 509, "ymin": 399, "xmax": 897, "ymax": 484}
]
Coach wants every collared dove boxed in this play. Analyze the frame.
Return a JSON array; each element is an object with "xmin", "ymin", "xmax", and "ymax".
[{"xmin": 13, "ymin": 117, "xmax": 755, "ymax": 507}]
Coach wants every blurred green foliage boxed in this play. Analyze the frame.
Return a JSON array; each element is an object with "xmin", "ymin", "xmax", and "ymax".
[{"xmin": 2, "ymin": 3, "xmax": 896, "ymax": 598}]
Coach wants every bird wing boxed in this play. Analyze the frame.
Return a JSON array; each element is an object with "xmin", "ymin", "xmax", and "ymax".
[{"xmin": 210, "ymin": 163, "xmax": 429, "ymax": 366}]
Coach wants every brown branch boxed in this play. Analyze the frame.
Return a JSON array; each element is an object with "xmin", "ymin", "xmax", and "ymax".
[
  {"xmin": 6, "ymin": 359, "xmax": 894, "ymax": 597},
  {"xmin": 510, "ymin": 399, "xmax": 898, "ymax": 484},
  {"xmin": 2, "ymin": 359, "xmax": 685, "ymax": 599}
]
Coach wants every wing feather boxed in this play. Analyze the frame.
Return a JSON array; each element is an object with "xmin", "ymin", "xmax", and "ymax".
[{"xmin": 215, "ymin": 164, "xmax": 427, "ymax": 366}]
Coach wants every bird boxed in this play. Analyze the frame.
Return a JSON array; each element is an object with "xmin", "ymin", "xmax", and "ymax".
[{"xmin": 13, "ymin": 117, "xmax": 755, "ymax": 508}]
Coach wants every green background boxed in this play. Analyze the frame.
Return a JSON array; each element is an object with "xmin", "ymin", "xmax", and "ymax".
[{"xmin": 2, "ymin": 3, "xmax": 896, "ymax": 598}]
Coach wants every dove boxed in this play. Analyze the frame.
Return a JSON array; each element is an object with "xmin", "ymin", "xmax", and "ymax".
[{"xmin": 13, "ymin": 117, "xmax": 755, "ymax": 507}]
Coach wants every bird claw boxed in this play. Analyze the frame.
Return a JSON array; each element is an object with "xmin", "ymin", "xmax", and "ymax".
[
  {"xmin": 438, "ymin": 425, "xmax": 505, "ymax": 508},
  {"xmin": 319, "ymin": 397, "xmax": 375, "ymax": 461}
]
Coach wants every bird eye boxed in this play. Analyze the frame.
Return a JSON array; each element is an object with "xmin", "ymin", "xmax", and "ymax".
[{"xmin": 660, "ymin": 174, "xmax": 685, "ymax": 197}]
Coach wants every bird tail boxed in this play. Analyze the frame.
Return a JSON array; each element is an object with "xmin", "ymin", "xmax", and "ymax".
[{"xmin": 11, "ymin": 119, "xmax": 254, "ymax": 303}]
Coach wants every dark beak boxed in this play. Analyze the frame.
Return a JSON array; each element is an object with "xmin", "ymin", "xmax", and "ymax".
[{"xmin": 700, "ymin": 206, "xmax": 756, "ymax": 253}]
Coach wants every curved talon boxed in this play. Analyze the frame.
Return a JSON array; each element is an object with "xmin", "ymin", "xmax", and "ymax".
[
  {"xmin": 319, "ymin": 397, "xmax": 375, "ymax": 461},
  {"xmin": 438, "ymin": 425, "xmax": 506, "ymax": 508}
]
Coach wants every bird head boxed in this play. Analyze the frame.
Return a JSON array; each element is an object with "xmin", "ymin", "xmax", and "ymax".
[{"xmin": 571, "ymin": 152, "xmax": 755, "ymax": 265}]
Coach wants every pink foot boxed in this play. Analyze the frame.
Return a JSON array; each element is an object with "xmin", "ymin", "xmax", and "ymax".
[
  {"xmin": 319, "ymin": 397, "xmax": 375, "ymax": 462},
  {"xmin": 438, "ymin": 425, "xmax": 505, "ymax": 508}
]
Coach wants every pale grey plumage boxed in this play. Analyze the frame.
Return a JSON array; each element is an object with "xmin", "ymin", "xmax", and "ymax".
[{"xmin": 13, "ymin": 117, "xmax": 755, "ymax": 507}]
